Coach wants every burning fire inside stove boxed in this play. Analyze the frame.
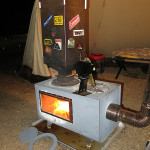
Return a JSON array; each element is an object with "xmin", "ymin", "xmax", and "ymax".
[{"xmin": 40, "ymin": 91, "xmax": 73, "ymax": 122}]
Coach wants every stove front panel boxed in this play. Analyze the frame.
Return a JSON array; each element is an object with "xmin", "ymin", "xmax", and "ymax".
[{"xmin": 35, "ymin": 83, "xmax": 100, "ymax": 142}]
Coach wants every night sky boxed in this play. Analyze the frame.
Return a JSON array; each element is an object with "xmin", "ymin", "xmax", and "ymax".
[{"xmin": 0, "ymin": 1, "xmax": 35, "ymax": 35}]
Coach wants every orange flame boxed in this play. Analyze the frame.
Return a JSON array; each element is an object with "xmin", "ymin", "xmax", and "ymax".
[{"xmin": 41, "ymin": 93, "xmax": 71, "ymax": 121}]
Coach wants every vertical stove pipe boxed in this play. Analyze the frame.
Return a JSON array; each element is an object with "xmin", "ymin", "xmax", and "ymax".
[{"xmin": 106, "ymin": 65, "xmax": 150, "ymax": 127}]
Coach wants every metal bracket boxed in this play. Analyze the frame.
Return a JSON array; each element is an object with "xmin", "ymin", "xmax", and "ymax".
[
  {"xmin": 47, "ymin": 122, "xmax": 53, "ymax": 129},
  {"xmin": 86, "ymin": 138, "xmax": 93, "ymax": 149}
]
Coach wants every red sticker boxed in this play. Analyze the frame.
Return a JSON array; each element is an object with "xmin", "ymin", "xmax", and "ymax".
[
  {"xmin": 77, "ymin": 44, "xmax": 83, "ymax": 50},
  {"xmin": 69, "ymin": 14, "xmax": 80, "ymax": 30},
  {"xmin": 45, "ymin": 46, "xmax": 53, "ymax": 55}
]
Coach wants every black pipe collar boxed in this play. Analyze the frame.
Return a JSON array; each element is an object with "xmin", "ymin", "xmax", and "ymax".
[{"xmin": 141, "ymin": 102, "xmax": 150, "ymax": 117}]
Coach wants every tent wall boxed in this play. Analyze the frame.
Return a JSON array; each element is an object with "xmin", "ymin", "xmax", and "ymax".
[
  {"xmin": 89, "ymin": 0, "xmax": 150, "ymax": 57},
  {"xmin": 23, "ymin": 0, "xmax": 53, "ymax": 77},
  {"xmin": 23, "ymin": 0, "xmax": 150, "ymax": 77}
]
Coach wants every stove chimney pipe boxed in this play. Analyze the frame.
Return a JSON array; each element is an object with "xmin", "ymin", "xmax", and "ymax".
[
  {"xmin": 40, "ymin": 0, "xmax": 89, "ymax": 76},
  {"xmin": 106, "ymin": 65, "xmax": 150, "ymax": 127}
]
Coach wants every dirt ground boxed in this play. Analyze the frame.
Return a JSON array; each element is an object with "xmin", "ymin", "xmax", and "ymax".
[{"xmin": 0, "ymin": 63, "xmax": 150, "ymax": 150}]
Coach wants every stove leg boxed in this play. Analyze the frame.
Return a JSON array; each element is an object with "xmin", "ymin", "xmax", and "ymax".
[
  {"xmin": 86, "ymin": 138, "xmax": 93, "ymax": 149},
  {"xmin": 47, "ymin": 122, "xmax": 52, "ymax": 129},
  {"xmin": 31, "ymin": 119, "xmax": 44, "ymax": 126}
]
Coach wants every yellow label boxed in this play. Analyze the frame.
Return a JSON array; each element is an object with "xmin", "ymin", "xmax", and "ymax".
[
  {"xmin": 120, "ymin": 54, "xmax": 141, "ymax": 59},
  {"xmin": 44, "ymin": 39, "xmax": 53, "ymax": 45},
  {"xmin": 54, "ymin": 16, "xmax": 63, "ymax": 25}
]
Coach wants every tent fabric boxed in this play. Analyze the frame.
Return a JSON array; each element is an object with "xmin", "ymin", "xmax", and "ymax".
[{"xmin": 22, "ymin": 0, "xmax": 58, "ymax": 77}]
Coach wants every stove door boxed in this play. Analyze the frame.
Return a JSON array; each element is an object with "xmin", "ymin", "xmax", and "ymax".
[{"xmin": 40, "ymin": 91, "xmax": 73, "ymax": 123}]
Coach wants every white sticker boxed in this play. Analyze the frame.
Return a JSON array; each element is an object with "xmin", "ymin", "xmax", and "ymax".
[
  {"xmin": 68, "ymin": 38, "xmax": 75, "ymax": 48},
  {"xmin": 64, "ymin": 0, "xmax": 66, "ymax": 5},
  {"xmin": 54, "ymin": 39, "xmax": 62, "ymax": 50},
  {"xmin": 85, "ymin": 0, "xmax": 87, "ymax": 9},
  {"xmin": 39, "ymin": 2, "xmax": 41, "ymax": 8},
  {"xmin": 73, "ymin": 29, "xmax": 84, "ymax": 36}
]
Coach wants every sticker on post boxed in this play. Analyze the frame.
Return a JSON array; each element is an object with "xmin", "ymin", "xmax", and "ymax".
[
  {"xmin": 45, "ymin": 46, "xmax": 53, "ymax": 55},
  {"xmin": 54, "ymin": 39, "xmax": 62, "ymax": 50},
  {"xmin": 39, "ymin": 2, "xmax": 41, "ymax": 8},
  {"xmin": 51, "ymin": 27, "xmax": 57, "ymax": 37},
  {"xmin": 44, "ymin": 39, "xmax": 53, "ymax": 45},
  {"xmin": 68, "ymin": 38, "xmax": 75, "ymax": 48},
  {"xmin": 54, "ymin": 16, "xmax": 63, "ymax": 25},
  {"xmin": 43, "ymin": 13, "xmax": 53, "ymax": 28},
  {"xmin": 73, "ymin": 29, "xmax": 84, "ymax": 36},
  {"xmin": 69, "ymin": 14, "xmax": 80, "ymax": 30},
  {"xmin": 77, "ymin": 44, "xmax": 83, "ymax": 50}
]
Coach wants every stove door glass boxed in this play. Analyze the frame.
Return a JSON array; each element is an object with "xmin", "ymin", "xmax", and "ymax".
[{"xmin": 40, "ymin": 91, "xmax": 73, "ymax": 123}]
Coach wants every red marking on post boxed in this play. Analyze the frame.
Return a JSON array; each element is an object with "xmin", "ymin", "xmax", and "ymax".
[{"xmin": 69, "ymin": 14, "xmax": 80, "ymax": 30}]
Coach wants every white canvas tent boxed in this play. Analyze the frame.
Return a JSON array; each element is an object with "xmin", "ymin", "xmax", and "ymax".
[{"xmin": 22, "ymin": 0, "xmax": 57, "ymax": 78}]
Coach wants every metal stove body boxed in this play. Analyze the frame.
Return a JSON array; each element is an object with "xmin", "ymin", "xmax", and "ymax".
[{"xmin": 35, "ymin": 79, "xmax": 121, "ymax": 143}]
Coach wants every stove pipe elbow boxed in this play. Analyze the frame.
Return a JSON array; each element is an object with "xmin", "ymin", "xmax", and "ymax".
[
  {"xmin": 106, "ymin": 103, "xmax": 150, "ymax": 127},
  {"xmin": 106, "ymin": 64, "xmax": 150, "ymax": 128}
]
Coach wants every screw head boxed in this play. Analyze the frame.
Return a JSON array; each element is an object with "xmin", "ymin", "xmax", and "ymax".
[{"xmin": 147, "ymin": 103, "xmax": 150, "ymax": 108}]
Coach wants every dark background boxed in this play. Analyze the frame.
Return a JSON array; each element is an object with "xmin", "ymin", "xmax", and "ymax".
[
  {"xmin": 0, "ymin": 1, "xmax": 35, "ymax": 76},
  {"xmin": 0, "ymin": 1, "xmax": 34, "ymax": 35}
]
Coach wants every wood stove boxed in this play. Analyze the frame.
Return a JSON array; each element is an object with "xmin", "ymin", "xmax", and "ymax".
[
  {"xmin": 34, "ymin": 0, "xmax": 124, "ymax": 147},
  {"xmin": 35, "ymin": 79, "xmax": 121, "ymax": 143}
]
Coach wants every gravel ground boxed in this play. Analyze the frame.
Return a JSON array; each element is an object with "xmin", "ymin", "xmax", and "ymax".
[
  {"xmin": 0, "ymin": 62, "xmax": 150, "ymax": 149},
  {"xmin": 0, "ymin": 73, "xmax": 73, "ymax": 150}
]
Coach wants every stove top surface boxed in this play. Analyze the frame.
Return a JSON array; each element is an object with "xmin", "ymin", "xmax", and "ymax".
[{"xmin": 35, "ymin": 78, "xmax": 120, "ymax": 100}]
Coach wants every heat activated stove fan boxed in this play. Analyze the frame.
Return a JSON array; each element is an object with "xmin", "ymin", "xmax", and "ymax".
[{"xmin": 34, "ymin": 0, "xmax": 125, "ymax": 149}]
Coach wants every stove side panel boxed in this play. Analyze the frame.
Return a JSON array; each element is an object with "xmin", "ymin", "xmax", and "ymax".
[
  {"xmin": 99, "ymin": 84, "xmax": 121, "ymax": 143},
  {"xmin": 71, "ymin": 94, "xmax": 100, "ymax": 142}
]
